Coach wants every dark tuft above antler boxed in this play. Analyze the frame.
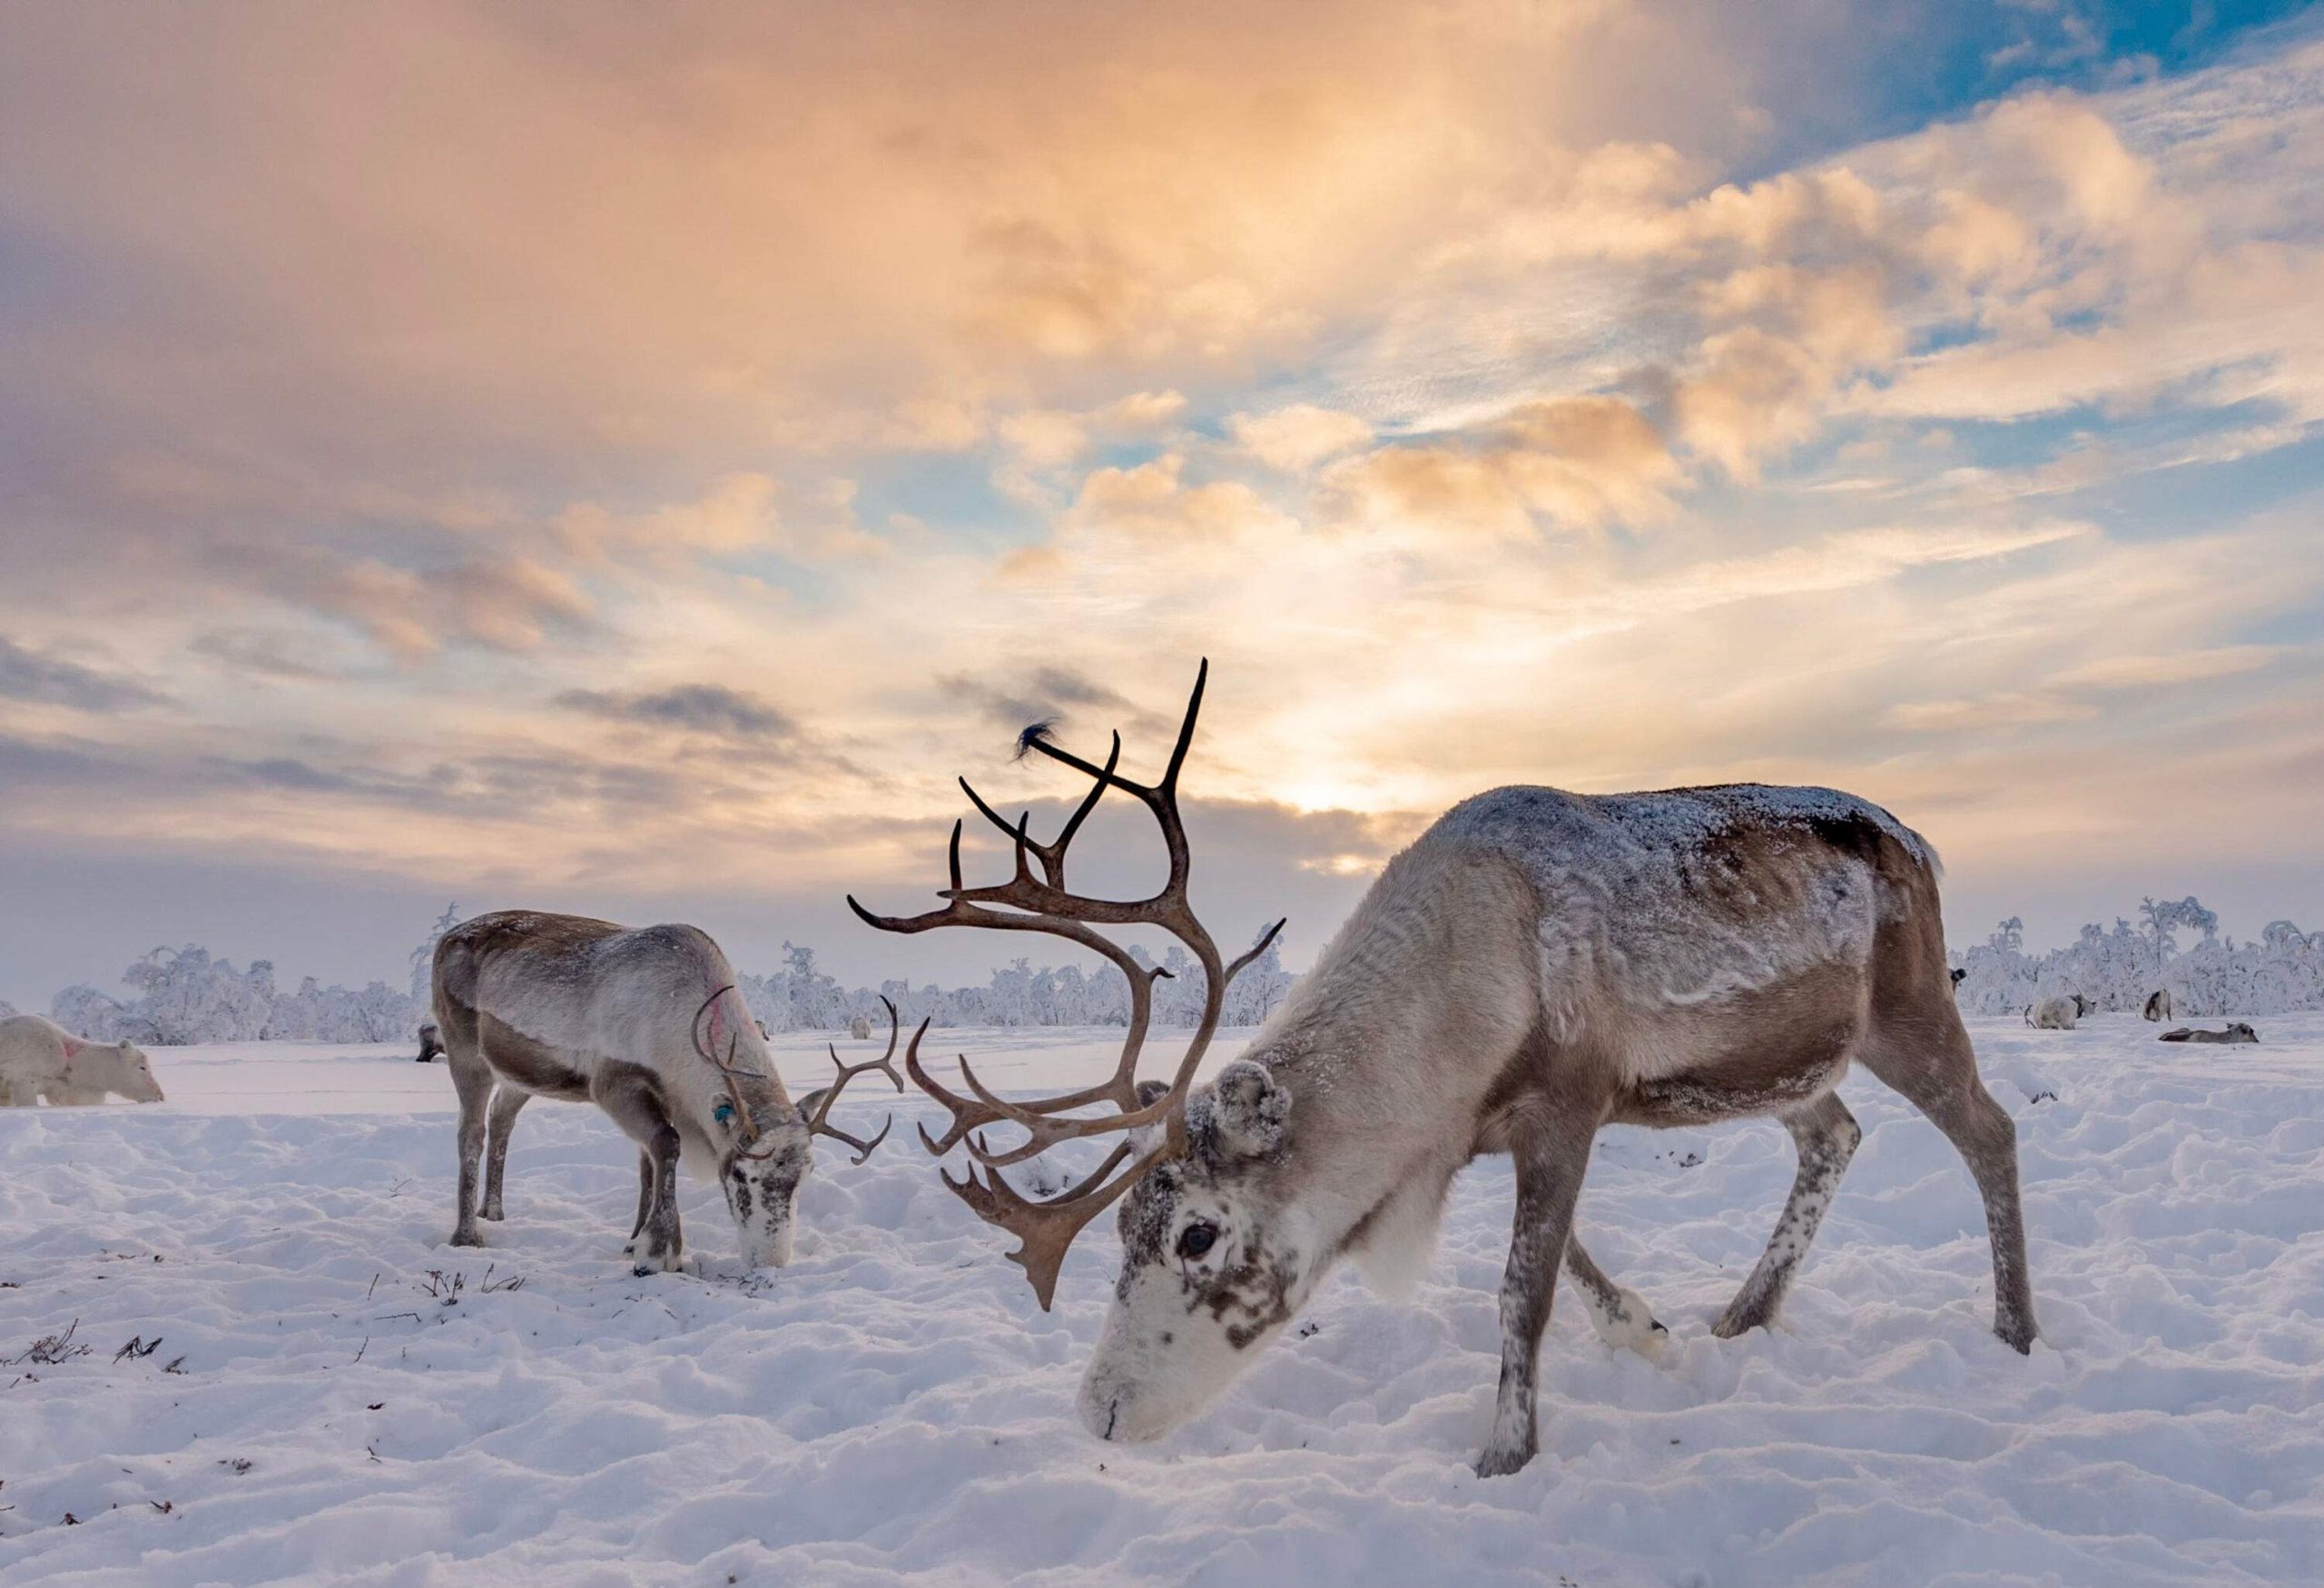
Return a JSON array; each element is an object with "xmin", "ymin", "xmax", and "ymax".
[{"xmin": 847, "ymin": 660, "xmax": 1285, "ymax": 1308}]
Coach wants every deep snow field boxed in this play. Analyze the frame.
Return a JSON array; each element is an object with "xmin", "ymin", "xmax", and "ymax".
[{"xmin": 3, "ymin": 1015, "xmax": 2320, "ymax": 1587}]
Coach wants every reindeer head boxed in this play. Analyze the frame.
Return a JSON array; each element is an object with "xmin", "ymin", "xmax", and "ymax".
[
  {"xmin": 112, "ymin": 1041, "xmax": 165, "ymax": 1103},
  {"xmin": 1076, "ymin": 1060, "xmax": 1319, "ymax": 1443},
  {"xmin": 851, "ymin": 661, "xmax": 1292, "ymax": 1447},
  {"xmin": 695, "ymin": 991, "xmax": 902, "ymax": 1269}
]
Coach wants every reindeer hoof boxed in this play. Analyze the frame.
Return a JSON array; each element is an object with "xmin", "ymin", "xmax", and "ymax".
[
  {"xmin": 1588, "ymin": 1287, "xmax": 1669, "ymax": 1362},
  {"xmin": 481, "ymin": 1208, "xmax": 505, "ymax": 1223},
  {"xmin": 449, "ymin": 1228, "xmax": 483, "ymax": 1248},
  {"xmin": 1473, "ymin": 1442, "xmax": 1536, "ymax": 1478}
]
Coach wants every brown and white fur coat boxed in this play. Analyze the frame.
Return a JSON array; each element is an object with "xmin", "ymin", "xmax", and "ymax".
[
  {"xmin": 431, "ymin": 912, "xmax": 816, "ymax": 1274},
  {"xmin": 1076, "ymin": 784, "xmax": 2036, "ymax": 1476}
]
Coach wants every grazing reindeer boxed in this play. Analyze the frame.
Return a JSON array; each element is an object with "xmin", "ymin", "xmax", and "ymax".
[
  {"xmin": 2025, "ymin": 994, "xmax": 2092, "ymax": 1030},
  {"xmin": 852, "ymin": 662, "xmax": 2038, "ymax": 1476},
  {"xmin": 431, "ymin": 912, "xmax": 901, "ymax": 1274},
  {"xmin": 2142, "ymin": 990, "xmax": 2172, "ymax": 1022},
  {"xmin": 0, "ymin": 1014, "xmax": 165, "ymax": 1106}
]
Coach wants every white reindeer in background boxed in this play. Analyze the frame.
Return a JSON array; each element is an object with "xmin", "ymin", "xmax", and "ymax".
[
  {"xmin": 0, "ymin": 1014, "xmax": 165, "ymax": 1106},
  {"xmin": 2026, "ymin": 994, "xmax": 2093, "ymax": 1030},
  {"xmin": 431, "ymin": 912, "xmax": 901, "ymax": 1273},
  {"xmin": 852, "ymin": 662, "xmax": 2038, "ymax": 1476}
]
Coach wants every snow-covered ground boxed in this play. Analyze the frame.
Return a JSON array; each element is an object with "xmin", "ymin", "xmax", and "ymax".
[{"xmin": 3, "ymin": 1016, "xmax": 2320, "ymax": 1586}]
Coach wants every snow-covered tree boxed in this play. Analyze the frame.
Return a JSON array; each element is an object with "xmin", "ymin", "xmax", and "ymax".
[
  {"xmin": 1953, "ymin": 897, "xmax": 2320, "ymax": 1018},
  {"xmin": 409, "ymin": 902, "xmax": 461, "ymax": 1001}
]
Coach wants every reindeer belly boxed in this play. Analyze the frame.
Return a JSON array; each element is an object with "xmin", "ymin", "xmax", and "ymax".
[
  {"xmin": 476, "ymin": 1011, "xmax": 595, "ymax": 1101},
  {"xmin": 1604, "ymin": 962, "xmax": 1865, "ymax": 1128}
]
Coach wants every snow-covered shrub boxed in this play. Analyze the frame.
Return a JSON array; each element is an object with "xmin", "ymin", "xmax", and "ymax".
[
  {"xmin": 51, "ymin": 944, "xmax": 428, "ymax": 1044},
  {"xmin": 1952, "ymin": 898, "xmax": 2324, "ymax": 1018}
]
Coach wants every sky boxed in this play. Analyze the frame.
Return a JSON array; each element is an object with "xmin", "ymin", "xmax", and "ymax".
[{"xmin": 4, "ymin": 0, "xmax": 2323, "ymax": 1010}]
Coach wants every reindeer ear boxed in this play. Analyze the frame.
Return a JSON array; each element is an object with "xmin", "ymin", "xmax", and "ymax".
[{"xmin": 1201, "ymin": 1060, "xmax": 1289, "ymax": 1161}]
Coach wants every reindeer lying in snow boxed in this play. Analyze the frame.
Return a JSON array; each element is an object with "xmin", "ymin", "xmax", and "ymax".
[
  {"xmin": 852, "ymin": 662, "xmax": 2039, "ymax": 1477},
  {"xmin": 2160, "ymin": 1022, "xmax": 2258, "ymax": 1044},
  {"xmin": 2025, "ymin": 994, "xmax": 2093, "ymax": 1030},
  {"xmin": 0, "ymin": 1014, "xmax": 165, "ymax": 1106},
  {"xmin": 431, "ymin": 912, "xmax": 902, "ymax": 1273}
]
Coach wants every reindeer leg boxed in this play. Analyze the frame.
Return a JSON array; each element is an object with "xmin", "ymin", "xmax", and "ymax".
[
  {"xmin": 1714, "ymin": 1091, "xmax": 1860, "ymax": 1338},
  {"xmin": 1479, "ymin": 1115, "xmax": 1597, "ymax": 1477},
  {"xmin": 1862, "ymin": 1012, "xmax": 2036, "ymax": 1353},
  {"xmin": 444, "ymin": 1044, "xmax": 494, "ymax": 1248},
  {"xmin": 598, "ymin": 1063, "xmax": 684, "ymax": 1276},
  {"xmin": 1564, "ymin": 1236, "xmax": 1667, "ymax": 1361},
  {"xmin": 480, "ymin": 1087, "xmax": 529, "ymax": 1222},
  {"xmin": 622, "ymin": 1151, "xmax": 653, "ymax": 1259}
]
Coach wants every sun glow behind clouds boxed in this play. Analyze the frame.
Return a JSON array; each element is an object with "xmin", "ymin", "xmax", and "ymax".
[{"xmin": 1, "ymin": 2, "xmax": 2322, "ymax": 998}]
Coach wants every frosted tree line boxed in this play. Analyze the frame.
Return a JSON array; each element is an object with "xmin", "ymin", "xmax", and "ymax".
[
  {"xmin": 1952, "ymin": 897, "xmax": 2324, "ymax": 1018},
  {"xmin": 34, "ymin": 893, "xmax": 2319, "ymax": 1045},
  {"xmin": 41, "ymin": 906, "xmax": 1299, "ymax": 1045}
]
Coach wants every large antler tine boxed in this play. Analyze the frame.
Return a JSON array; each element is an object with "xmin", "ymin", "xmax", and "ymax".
[
  {"xmin": 934, "ymin": 1154, "xmax": 1146, "ymax": 1311},
  {"xmin": 1159, "ymin": 656, "xmax": 1207, "ymax": 794},
  {"xmin": 867, "ymin": 995, "xmax": 906, "ymax": 1091},
  {"xmin": 819, "ymin": 1114, "xmax": 892, "ymax": 1166},
  {"xmin": 1225, "ymin": 917, "xmax": 1288, "ymax": 981},
  {"xmin": 957, "ymin": 775, "xmax": 1018, "ymax": 843},
  {"xmin": 903, "ymin": 1018, "xmax": 993, "ymax": 1156},
  {"xmin": 1041, "ymin": 731, "xmax": 1120, "ymax": 887}
]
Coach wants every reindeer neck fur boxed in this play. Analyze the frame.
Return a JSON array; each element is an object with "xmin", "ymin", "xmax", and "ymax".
[{"xmin": 1231, "ymin": 833, "xmax": 1543, "ymax": 1296}]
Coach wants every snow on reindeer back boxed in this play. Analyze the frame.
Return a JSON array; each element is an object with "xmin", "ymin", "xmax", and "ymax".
[{"xmin": 1431, "ymin": 784, "xmax": 1928, "ymax": 1022}]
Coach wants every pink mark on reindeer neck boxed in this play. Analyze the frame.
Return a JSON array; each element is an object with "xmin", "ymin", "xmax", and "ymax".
[{"xmin": 61, "ymin": 1036, "xmax": 85, "ymax": 1060}]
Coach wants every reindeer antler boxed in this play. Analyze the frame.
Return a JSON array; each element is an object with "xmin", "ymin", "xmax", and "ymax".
[
  {"xmin": 847, "ymin": 659, "xmax": 1285, "ymax": 1307},
  {"xmin": 691, "ymin": 984, "xmax": 785, "ymax": 1162},
  {"xmin": 801, "ymin": 995, "xmax": 906, "ymax": 1164}
]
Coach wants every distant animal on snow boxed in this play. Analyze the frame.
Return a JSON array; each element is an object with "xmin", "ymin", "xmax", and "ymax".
[
  {"xmin": 430, "ymin": 911, "xmax": 903, "ymax": 1274},
  {"xmin": 848, "ymin": 1012, "xmax": 872, "ymax": 1041},
  {"xmin": 2025, "ymin": 995, "xmax": 2093, "ymax": 1030},
  {"xmin": 415, "ymin": 1021, "xmax": 445, "ymax": 1062},
  {"xmin": 2159, "ymin": 1023, "xmax": 2257, "ymax": 1044},
  {"xmin": 2142, "ymin": 990, "xmax": 2172, "ymax": 1022},
  {"xmin": 0, "ymin": 1014, "xmax": 165, "ymax": 1106}
]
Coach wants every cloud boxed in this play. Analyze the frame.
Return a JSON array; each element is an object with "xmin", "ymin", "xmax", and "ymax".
[
  {"xmin": 0, "ymin": 636, "xmax": 170, "ymax": 712},
  {"xmin": 2047, "ymin": 646, "xmax": 2285, "ymax": 690},
  {"xmin": 1056, "ymin": 453, "xmax": 1301, "ymax": 547},
  {"xmin": 1324, "ymin": 396, "xmax": 1679, "ymax": 538},
  {"xmin": 1230, "ymin": 404, "xmax": 1373, "ymax": 471},
  {"xmin": 556, "ymin": 684, "xmax": 797, "ymax": 742},
  {"xmin": 940, "ymin": 666, "xmax": 1172, "ymax": 742}
]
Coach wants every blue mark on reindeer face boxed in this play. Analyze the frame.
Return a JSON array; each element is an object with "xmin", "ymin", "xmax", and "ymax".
[{"xmin": 714, "ymin": 1100, "xmax": 736, "ymax": 1127}]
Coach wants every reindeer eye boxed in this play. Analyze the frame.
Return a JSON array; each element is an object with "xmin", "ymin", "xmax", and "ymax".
[{"xmin": 1177, "ymin": 1222, "xmax": 1218, "ymax": 1259}]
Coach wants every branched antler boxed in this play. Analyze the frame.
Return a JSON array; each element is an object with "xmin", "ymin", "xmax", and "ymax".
[
  {"xmin": 692, "ymin": 988, "xmax": 903, "ymax": 1164},
  {"xmin": 801, "ymin": 995, "xmax": 906, "ymax": 1164},
  {"xmin": 847, "ymin": 660, "xmax": 1285, "ymax": 1307}
]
